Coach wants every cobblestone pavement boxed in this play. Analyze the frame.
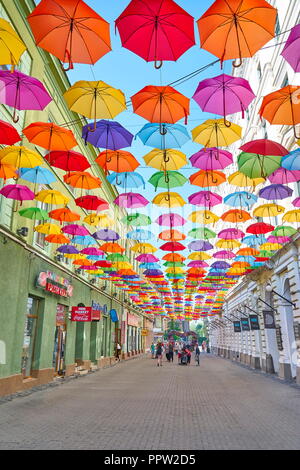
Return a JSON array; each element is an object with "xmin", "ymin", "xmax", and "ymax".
[{"xmin": 1, "ymin": 354, "xmax": 300, "ymax": 450}]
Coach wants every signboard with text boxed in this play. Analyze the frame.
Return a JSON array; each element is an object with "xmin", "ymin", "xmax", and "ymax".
[
  {"xmin": 36, "ymin": 271, "xmax": 73, "ymax": 297},
  {"xmin": 233, "ymin": 321, "xmax": 241, "ymax": 333},
  {"xmin": 241, "ymin": 318, "xmax": 250, "ymax": 331},
  {"xmin": 263, "ymin": 310, "xmax": 276, "ymax": 329},
  {"xmin": 71, "ymin": 307, "xmax": 91, "ymax": 322},
  {"xmin": 127, "ymin": 313, "xmax": 140, "ymax": 327},
  {"xmin": 249, "ymin": 315, "xmax": 260, "ymax": 331}
]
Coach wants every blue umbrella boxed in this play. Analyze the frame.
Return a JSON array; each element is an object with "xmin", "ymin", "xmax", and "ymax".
[
  {"xmin": 107, "ymin": 172, "xmax": 145, "ymax": 189},
  {"xmin": 19, "ymin": 166, "xmax": 56, "ymax": 184},
  {"xmin": 224, "ymin": 191, "xmax": 257, "ymax": 208},
  {"xmin": 72, "ymin": 235, "xmax": 96, "ymax": 246},
  {"xmin": 139, "ymin": 263, "xmax": 161, "ymax": 270},
  {"xmin": 282, "ymin": 148, "xmax": 300, "ymax": 171},
  {"xmin": 242, "ymin": 235, "xmax": 266, "ymax": 247},
  {"xmin": 127, "ymin": 229, "xmax": 153, "ymax": 240},
  {"xmin": 234, "ymin": 255, "xmax": 256, "ymax": 264},
  {"xmin": 136, "ymin": 123, "xmax": 190, "ymax": 149},
  {"xmin": 82, "ymin": 120, "xmax": 133, "ymax": 150}
]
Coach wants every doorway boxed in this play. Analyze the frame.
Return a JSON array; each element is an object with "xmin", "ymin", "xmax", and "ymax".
[
  {"xmin": 53, "ymin": 304, "xmax": 68, "ymax": 375},
  {"xmin": 21, "ymin": 296, "xmax": 40, "ymax": 378}
]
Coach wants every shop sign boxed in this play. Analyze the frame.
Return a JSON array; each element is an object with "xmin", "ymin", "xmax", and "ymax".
[
  {"xmin": 141, "ymin": 329, "xmax": 148, "ymax": 336},
  {"xmin": 71, "ymin": 307, "xmax": 91, "ymax": 322},
  {"xmin": 263, "ymin": 310, "xmax": 276, "ymax": 329},
  {"xmin": 56, "ymin": 304, "xmax": 66, "ymax": 326},
  {"xmin": 36, "ymin": 271, "xmax": 73, "ymax": 297},
  {"xmin": 249, "ymin": 315, "xmax": 260, "ymax": 331},
  {"xmin": 127, "ymin": 312, "xmax": 140, "ymax": 327},
  {"xmin": 275, "ymin": 325, "xmax": 284, "ymax": 351},
  {"xmin": 91, "ymin": 301, "xmax": 102, "ymax": 321},
  {"xmin": 110, "ymin": 309, "xmax": 119, "ymax": 322},
  {"xmin": 233, "ymin": 321, "xmax": 241, "ymax": 332},
  {"xmin": 241, "ymin": 318, "xmax": 250, "ymax": 331}
]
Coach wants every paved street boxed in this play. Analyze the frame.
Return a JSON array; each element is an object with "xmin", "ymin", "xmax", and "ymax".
[{"xmin": 0, "ymin": 354, "xmax": 300, "ymax": 450}]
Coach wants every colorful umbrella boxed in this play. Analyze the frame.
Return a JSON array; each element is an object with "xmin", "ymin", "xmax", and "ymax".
[
  {"xmin": 160, "ymin": 241, "xmax": 185, "ymax": 252},
  {"xmin": 28, "ymin": 0, "xmax": 111, "ymax": 71},
  {"xmin": 0, "ymin": 184, "xmax": 35, "ymax": 203},
  {"xmin": 114, "ymin": 193, "xmax": 149, "ymax": 208},
  {"xmin": 0, "ymin": 163, "xmax": 18, "ymax": 180},
  {"xmin": 0, "ymin": 18, "xmax": 26, "ymax": 71},
  {"xmin": 45, "ymin": 234, "xmax": 70, "ymax": 244},
  {"xmin": 213, "ymin": 251, "xmax": 235, "ymax": 260},
  {"xmin": 282, "ymin": 210, "xmax": 300, "ymax": 223},
  {"xmin": 93, "ymin": 229, "xmax": 120, "ymax": 241},
  {"xmin": 64, "ymin": 171, "xmax": 101, "ymax": 189},
  {"xmin": 190, "ymin": 148, "xmax": 233, "ymax": 170},
  {"xmin": 136, "ymin": 254, "xmax": 159, "ymax": 263},
  {"xmin": 191, "ymin": 119, "xmax": 242, "ymax": 147},
  {"xmin": 57, "ymin": 245, "xmax": 79, "ymax": 255},
  {"xmin": 96, "ymin": 150, "xmax": 139, "ymax": 174},
  {"xmin": 221, "ymin": 209, "xmax": 251, "ymax": 223},
  {"xmin": 190, "ymin": 170, "xmax": 226, "ymax": 187},
  {"xmin": 19, "ymin": 166, "xmax": 56, "ymax": 185},
  {"xmin": 49, "ymin": 208, "xmax": 80, "ymax": 223},
  {"xmin": 188, "ymin": 227, "xmax": 216, "ymax": 239},
  {"xmin": 75, "ymin": 195, "xmax": 109, "ymax": 211},
  {"xmin": 82, "ymin": 120, "xmax": 133, "ymax": 150},
  {"xmin": 149, "ymin": 171, "xmax": 187, "ymax": 190},
  {"xmin": 35, "ymin": 189, "xmax": 69, "ymax": 206},
  {"xmin": 218, "ymin": 229, "xmax": 244, "ymax": 240},
  {"xmin": 188, "ymin": 210, "xmax": 219, "ymax": 224},
  {"xmin": 72, "ymin": 235, "xmax": 96, "ymax": 246},
  {"xmin": 237, "ymin": 151, "xmax": 282, "ymax": 178},
  {"xmin": 127, "ymin": 230, "xmax": 153, "ymax": 241},
  {"xmin": 282, "ymin": 149, "xmax": 300, "ymax": 171},
  {"xmin": 246, "ymin": 222, "xmax": 274, "ymax": 235},
  {"xmin": 35, "ymin": 223, "xmax": 61, "ymax": 235},
  {"xmin": 268, "ymin": 167, "xmax": 300, "ymax": 184},
  {"xmin": 259, "ymin": 184, "xmax": 293, "ymax": 200},
  {"xmin": 45, "ymin": 150, "xmax": 90, "ymax": 173},
  {"xmin": 0, "ymin": 70, "xmax": 52, "ymax": 123},
  {"xmin": 0, "ymin": 120, "xmax": 21, "ymax": 145},
  {"xmin": 272, "ymin": 226, "xmax": 297, "ymax": 237},
  {"xmin": 131, "ymin": 243, "xmax": 157, "ymax": 253},
  {"xmin": 281, "ymin": 24, "xmax": 300, "ymax": 73},
  {"xmin": 107, "ymin": 172, "xmax": 145, "ymax": 189},
  {"xmin": 228, "ymin": 171, "xmax": 265, "ymax": 187},
  {"xmin": 115, "ymin": 0, "xmax": 195, "ymax": 68},
  {"xmin": 101, "ymin": 242, "xmax": 125, "ymax": 253},
  {"xmin": 144, "ymin": 148, "xmax": 187, "ymax": 171},
  {"xmin": 158, "ymin": 229, "xmax": 185, "ymax": 241},
  {"xmin": 23, "ymin": 122, "xmax": 77, "ymax": 151},
  {"xmin": 62, "ymin": 224, "xmax": 89, "ymax": 236},
  {"xmin": 240, "ymin": 139, "xmax": 288, "ymax": 156},
  {"xmin": 224, "ymin": 191, "xmax": 257, "ymax": 208},
  {"xmin": 253, "ymin": 204, "xmax": 285, "ymax": 218},
  {"xmin": 122, "ymin": 213, "xmax": 151, "ymax": 226},
  {"xmin": 0, "ymin": 146, "xmax": 43, "ymax": 169},
  {"xmin": 19, "ymin": 207, "xmax": 49, "ymax": 221},
  {"xmin": 136, "ymin": 123, "xmax": 190, "ymax": 149},
  {"xmin": 215, "ymin": 239, "xmax": 241, "ymax": 249},
  {"xmin": 188, "ymin": 240, "xmax": 213, "ymax": 251},
  {"xmin": 152, "ymin": 192, "xmax": 185, "ymax": 207},
  {"xmin": 156, "ymin": 213, "xmax": 186, "ymax": 227},
  {"xmin": 188, "ymin": 191, "xmax": 222, "ymax": 208}
]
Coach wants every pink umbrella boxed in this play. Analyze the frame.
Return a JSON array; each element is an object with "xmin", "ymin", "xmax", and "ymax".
[
  {"xmin": 190, "ymin": 147, "xmax": 233, "ymax": 170},
  {"xmin": 218, "ymin": 228, "xmax": 245, "ymax": 240},
  {"xmin": 0, "ymin": 184, "xmax": 35, "ymax": 203},
  {"xmin": 80, "ymin": 247, "xmax": 105, "ymax": 256},
  {"xmin": 0, "ymin": 70, "xmax": 52, "ymax": 123},
  {"xmin": 268, "ymin": 167, "xmax": 300, "ymax": 184},
  {"xmin": 281, "ymin": 24, "xmax": 300, "ymax": 73},
  {"xmin": 114, "ymin": 192, "xmax": 149, "ymax": 208},
  {"xmin": 292, "ymin": 197, "xmax": 300, "ymax": 207},
  {"xmin": 156, "ymin": 213, "xmax": 186, "ymax": 226},
  {"xmin": 193, "ymin": 74, "xmax": 255, "ymax": 126},
  {"xmin": 135, "ymin": 254, "xmax": 159, "ymax": 262},
  {"xmin": 213, "ymin": 250, "xmax": 235, "ymax": 259},
  {"xmin": 187, "ymin": 261, "xmax": 209, "ymax": 268},
  {"xmin": 188, "ymin": 190, "xmax": 222, "ymax": 207},
  {"xmin": 267, "ymin": 236, "xmax": 290, "ymax": 244},
  {"xmin": 62, "ymin": 224, "xmax": 90, "ymax": 236}
]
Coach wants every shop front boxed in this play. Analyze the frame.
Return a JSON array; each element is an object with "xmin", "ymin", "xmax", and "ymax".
[{"xmin": 127, "ymin": 312, "xmax": 142, "ymax": 356}]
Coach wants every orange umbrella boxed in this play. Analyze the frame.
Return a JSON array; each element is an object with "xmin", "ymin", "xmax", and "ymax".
[
  {"xmin": 259, "ymin": 85, "xmax": 300, "ymax": 138},
  {"xmin": 221, "ymin": 209, "xmax": 251, "ymax": 222},
  {"xmin": 45, "ymin": 234, "xmax": 70, "ymax": 244},
  {"xmin": 236, "ymin": 248, "xmax": 260, "ymax": 256},
  {"xmin": 96, "ymin": 150, "xmax": 139, "ymax": 174},
  {"xmin": 0, "ymin": 163, "xmax": 17, "ymax": 180},
  {"xmin": 101, "ymin": 242, "xmax": 125, "ymax": 253},
  {"xmin": 131, "ymin": 85, "xmax": 190, "ymax": 133},
  {"xmin": 23, "ymin": 122, "xmax": 77, "ymax": 151},
  {"xmin": 64, "ymin": 171, "xmax": 101, "ymax": 189},
  {"xmin": 117, "ymin": 269, "xmax": 137, "ymax": 276},
  {"xmin": 49, "ymin": 208, "xmax": 81, "ymax": 223},
  {"xmin": 158, "ymin": 229, "xmax": 186, "ymax": 241},
  {"xmin": 73, "ymin": 258, "xmax": 92, "ymax": 266},
  {"xmin": 190, "ymin": 170, "xmax": 226, "ymax": 187},
  {"xmin": 28, "ymin": 0, "xmax": 111, "ymax": 71},
  {"xmin": 198, "ymin": 0, "xmax": 276, "ymax": 67},
  {"xmin": 162, "ymin": 253, "xmax": 185, "ymax": 262}
]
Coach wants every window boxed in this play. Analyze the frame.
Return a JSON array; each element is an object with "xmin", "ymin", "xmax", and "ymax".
[
  {"xmin": 275, "ymin": 15, "xmax": 280, "ymax": 38},
  {"xmin": 281, "ymin": 74, "xmax": 289, "ymax": 88}
]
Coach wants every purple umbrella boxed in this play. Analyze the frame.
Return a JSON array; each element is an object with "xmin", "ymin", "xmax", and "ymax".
[
  {"xmin": 80, "ymin": 247, "xmax": 105, "ymax": 256},
  {"xmin": 114, "ymin": 192, "xmax": 149, "ymax": 208},
  {"xmin": 259, "ymin": 184, "xmax": 293, "ymax": 200},
  {"xmin": 218, "ymin": 228, "xmax": 245, "ymax": 240},
  {"xmin": 0, "ymin": 70, "xmax": 52, "ymax": 123},
  {"xmin": 211, "ymin": 261, "xmax": 231, "ymax": 269},
  {"xmin": 190, "ymin": 147, "xmax": 233, "ymax": 170},
  {"xmin": 188, "ymin": 240, "xmax": 213, "ymax": 251},
  {"xmin": 57, "ymin": 245, "xmax": 79, "ymax": 254},
  {"xmin": 267, "ymin": 236, "xmax": 290, "ymax": 244},
  {"xmin": 0, "ymin": 184, "xmax": 35, "ymax": 203},
  {"xmin": 188, "ymin": 190, "xmax": 222, "ymax": 207},
  {"xmin": 187, "ymin": 261, "xmax": 209, "ymax": 268},
  {"xmin": 213, "ymin": 250, "xmax": 235, "ymax": 259},
  {"xmin": 62, "ymin": 224, "xmax": 90, "ymax": 236},
  {"xmin": 268, "ymin": 167, "xmax": 300, "ymax": 184},
  {"xmin": 281, "ymin": 24, "xmax": 300, "ymax": 73},
  {"xmin": 136, "ymin": 254, "xmax": 159, "ymax": 262},
  {"xmin": 93, "ymin": 229, "xmax": 120, "ymax": 241},
  {"xmin": 82, "ymin": 120, "xmax": 133, "ymax": 149},
  {"xmin": 156, "ymin": 213, "xmax": 186, "ymax": 226},
  {"xmin": 193, "ymin": 74, "xmax": 255, "ymax": 125}
]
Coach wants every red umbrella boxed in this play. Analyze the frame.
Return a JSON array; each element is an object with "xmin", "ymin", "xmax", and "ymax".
[
  {"xmin": 160, "ymin": 241, "xmax": 185, "ymax": 251},
  {"xmin": 246, "ymin": 222, "xmax": 274, "ymax": 235},
  {"xmin": 75, "ymin": 195, "xmax": 109, "ymax": 212},
  {"xmin": 45, "ymin": 150, "xmax": 90, "ymax": 173},
  {"xmin": 115, "ymin": 0, "xmax": 195, "ymax": 68},
  {"xmin": 240, "ymin": 139, "xmax": 288, "ymax": 156},
  {"xmin": 0, "ymin": 120, "xmax": 21, "ymax": 145}
]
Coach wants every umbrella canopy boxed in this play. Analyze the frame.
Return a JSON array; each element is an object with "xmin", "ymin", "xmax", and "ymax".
[
  {"xmin": 190, "ymin": 170, "xmax": 226, "ymax": 187},
  {"xmin": 190, "ymin": 147, "xmax": 233, "ymax": 170},
  {"xmin": 198, "ymin": 0, "xmax": 276, "ymax": 65},
  {"xmin": 135, "ymin": 254, "xmax": 159, "ymax": 263},
  {"xmin": 45, "ymin": 150, "xmax": 90, "ymax": 173},
  {"xmin": 259, "ymin": 184, "xmax": 293, "ymax": 200},
  {"xmin": 122, "ymin": 213, "xmax": 151, "ymax": 226},
  {"xmin": 228, "ymin": 171, "xmax": 265, "ymax": 187},
  {"xmin": 0, "ymin": 184, "xmax": 35, "ymax": 202},
  {"xmin": 156, "ymin": 213, "xmax": 186, "ymax": 227},
  {"xmin": 162, "ymin": 253, "xmax": 185, "ymax": 262},
  {"xmin": 221, "ymin": 209, "xmax": 251, "ymax": 222},
  {"xmin": 282, "ymin": 149, "xmax": 300, "ymax": 171},
  {"xmin": 152, "ymin": 192, "xmax": 185, "ymax": 207},
  {"xmin": 57, "ymin": 245, "xmax": 79, "ymax": 254},
  {"xmin": 136, "ymin": 123, "xmax": 190, "ymax": 149},
  {"xmin": 115, "ymin": 0, "xmax": 195, "ymax": 67},
  {"xmin": 101, "ymin": 242, "xmax": 125, "ymax": 253},
  {"xmin": 23, "ymin": 122, "xmax": 77, "ymax": 151},
  {"xmin": 0, "ymin": 70, "xmax": 52, "ymax": 123},
  {"xmin": 62, "ymin": 224, "xmax": 90, "ymax": 236},
  {"xmin": 218, "ymin": 229, "xmax": 244, "ymax": 240},
  {"xmin": 292, "ymin": 197, "xmax": 300, "ymax": 208},
  {"xmin": 224, "ymin": 191, "xmax": 257, "ymax": 208},
  {"xmin": 144, "ymin": 148, "xmax": 187, "ymax": 171},
  {"xmin": 240, "ymin": 139, "xmax": 288, "ymax": 156},
  {"xmin": 188, "ymin": 190, "xmax": 222, "ymax": 207},
  {"xmin": 127, "ymin": 229, "xmax": 153, "ymax": 241},
  {"xmin": 281, "ymin": 24, "xmax": 300, "ymax": 73},
  {"xmin": 114, "ymin": 192, "xmax": 149, "ymax": 208},
  {"xmin": 72, "ymin": 235, "xmax": 96, "ymax": 246},
  {"xmin": 253, "ymin": 204, "xmax": 285, "ymax": 218},
  {"xmin": 158, "ymin": 229, "xmax": 185, "ymax": 241},
  {"xmin": 49, "ymin": 208, "xmax": 80, "ymax": 223},
  {"xmin": 28, "ymin": 0, "xmax": 111, "ymax": 70},
  {"xmin": 107, "ymin": 172, "xmax": 145, "ymax": 189},
  {"xmin": 131, "ymin": 243, "xmax": 157, "ymax": 253},
  {"xmin": 160, "ymin": 241, "xmax": 185, "ymax": 252},
  {"xmin": 238, "ymin": 151, "xmax": 282, "ymax": 178},
  {"xmin": 242, "ymin": 235, "xmax": 267, "ymax": 247},
  {"xmin": 64, "ymin": 171, "xmax": 101, "ymax": 189},
  {"xmin": 246, "ymin": 222, "xmax": 274, "ymax": 235},
  {"xmin": 19, "ymin": 207, "xmax": 49, "ymax": 221},
  {"xmin": 0, "ymin": 18, "xmax": 26, "ymax": 70},
  {"xmin": 46, "ymin": 234, "xmax": 70, "ymax": 244},
  {"xmin": 0, "ymin": 146, "xmax": 43, "ymax": 169},
  {"xmin": 35, "ymin": 189, "xmax": 69, "ymax": 206},
  {"xmin": 0, "ymin": 120, "xmax": 21, "ymax": 145},
  {"xmin": 149, "ymin": 171, "xmax": 187, "ymax": 190},
  {"xmin": 82, "ymin": 120, "xmax": 133, "ymax": 150},
  {"xmin": 188, "ymin": 210, "xmax": 219, "ymax": 224},
  {"xmin": 19, "ymin": 166, "xmax": 56, "ymax": 185},
  {"xmin": 191, "ymin": 119, "xmax": 242, "ymax": 147},
  {"xmin": 193, "ymin": 74, "xmax": 255, "ymax": 125},
  {"xmin": 268, "ymin": 167, "xmax": 300, "ymax": 184},
  {"xmin": 213, "ymin": 250, "xmax": 235, "ymax": 260},
  {"xmin": 75, "ymin": 195, "xmax": 109, "ymax": 211},
  {"xmin": 188, "ymin": 240, "xmax": 213, "ymax": 251},
  {"xmin": 215, "ymin": 239, "xmax": 241, "ymax": 249},
  {"xmin": 188, "ymin": 227, "xmax": 216, "ymax": 239},
  {"xmin": 35, "ymin": 223, "xmax": 61, "ymax": 235},
  {"xmin": 188, "ymin": 252, "xmax": 211, "ymax": 261},
  {"xmin": 96, "ymin": 150, "xmax": 139, "ymax": 173},
  {"xmin": 283, "ymin": 210, "xmax": 300, "ymax": 223},
  {"xmin": 93, "ymin": 229, "xmax": 120, "ymax": 241},
  {"xmin": 272, "ymin": 226, "xmax": 297, "ymax": 237}
]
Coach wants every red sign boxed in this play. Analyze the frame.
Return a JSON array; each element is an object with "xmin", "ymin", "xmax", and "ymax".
[
  {"xmin": 91, "ymin": 309, "xmax": 101, "ymax": 321},
  {"xmin": 46, "ymin": 280, "xmax": 68, "ymax": 297},
  {"xmin": 71, "ymin": 307, "xmax": 92, "ymax": 322}
]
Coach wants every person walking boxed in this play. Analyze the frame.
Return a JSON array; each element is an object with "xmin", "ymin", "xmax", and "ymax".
[
  {"xmin": 115, "ymin": 343, "xmax": 121, "ymax": 362},
  {"xmin": 168, "ymin": 342, "xmax": 174, "ymax": 363},
  {"xmin": 150, "ymin": 342, "xmax": 155, "ymax": 359},
  {"xmin": 195, "ymin": 343, "xmax": 200, "ymax": 366},
  {"xmin": 156, "ymin": 342, "xmax": 163, "ymax": 367}
]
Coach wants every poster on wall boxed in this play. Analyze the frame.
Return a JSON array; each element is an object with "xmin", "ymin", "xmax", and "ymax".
[
  {"xmin": 249, "ymin": 315, "xmax": 260, "ymax": 330},
  {"xmin": 71, "ymin": 307, "xmax": 91, "ymax": 322},
  {"xmin": 233, "ymin": 321, "xmax": 241, "ymax": 332},
  {"xmin": 263, "ymin": 310, "xmax": 276, "ymax": 329},
  {"xmin": 241, "ymin": 318, "xmax": 250, "ymax": 331}
]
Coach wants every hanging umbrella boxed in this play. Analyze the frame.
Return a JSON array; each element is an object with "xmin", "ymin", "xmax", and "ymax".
[
  {"xmin": 160, "ymin": 241, "xmax": 185, "ymax": 252},
  {"xmin": 190, "ymin": 170, "xmax": 226, "ymax": 187},
  {"xmin": 292, "ymin": 197, "xmax": 300, "ymax": 208},
  {"xmin": 75, "ymin": 195, "xmax": 109, "ymax": 212},
  {"xmin": 259, "ymin": 85, "xmax": 300, "ymax": 139},
  {"xmin": 282, "ymin": 149, "xmax": 300, "ymax": 171},
  {"xmin": 81, "ymin": 247, "xmax": 105, "ymax": 256},
  {"xmin": 188, "ymin": 210, "xmax": 219, "ymax": 224},
  {"xmin": 149, "ymin": 171, "xmax": 187, "ymax": 190},
  {"xmin": 0, "ymin": 146, "xmax": 43, "ymax": 169},
  {"xmin": 236, "ymin": 247, "xmax": 260, "ymax": 256},
  {"xmin": 187, "ymin": 261, "xmax": 209, "ymax": 268},
  {"xmin": 114, "ymin": 192, "xmax": 149, "ymax": 208},
  {"xmin": 188, "ymin": 191, "xmax": 222, "ymax": 207},
  {"xmin": 57, "ymin": 245, "xmax": 79, "ymax": 255},
  {"xmin": 188, "ymin": 240, "xmax": 213, "ymax": 251},
  {"xmin": 192, "ymin": 119, "xmax": 242, "ymax": 147},
  {"xmin": 0, "ymin": 184, "xmax": 35, "ymax": 203},
  {"xmin": 64, "ymin": 80, "xmax": 126, "ymax": 131},
  {"xmin": 136, "ymin": 123, "xmax": 190, "ymax": 149},
  {"xmin": 268, "ymin": 167, "xmax": 300, "ymax": 184},
  {"xmin": 242, "ymin": 235, "xmax": 267, "ymax": 247},
  {"xmin": 23, "ymin": 122, "xmax": 77, "ymax": 151},
  {"xmin": 45, "ymin": 150, "xmax": 90, "ymax": 173},
  {"xmin": 152, "ymin": 192, "xmax": 185, "ymax": 207},
  {"xmin": 28, "ymin": 0, "xmax": 111, "ymax": 71},
  {"xmin": 101, "ymin": 242, "xmax": 125, "ymax": 253},
  {"xmin": 253, "ymin": 204, "xmax": 285, "ymax": 218},
  {"xmin": 144, "ymin": 148, "xmax": 187, "ymax": 171},
  {"xmin": 49, "ymin": 208, "xmax": 80, "ymax": 223},
  {"xmin": 198, "ymin": 0, "xmax": 276, "ymax": 66},
  {"xmin": 131, "ymin": 243, "xmax": 157, "ymax": 253},
  {"xmin": 96, "ymin": 150, "xmax": 139, "ymax": 174},
  {"xmin": 127, "ymin": 229, "xmax": 153, "ymax": 241},
  {"xmin": 187, "ymin": 252, "xmax": 211, "ymax": 261},
  {"xmin": 281, "ymin": 24, "xmax": 300, "ymax": 73},
  {"xmin": 218, "ymin": 229, "xmax": 244, "ymax": 240},
  {"xmin": 213, "ymin": 251, "xmax": 235, "ymax": 260},
  {"xmin": 188, "ymin": 227, "xmax": 216, "ymax": 239},
  {"xmin": 162, "ymin": 253, "xmax": 185, "ymax": 262},
  {"xmin": 93, "ymin": 229, "xmax": 120, "ymax": 241},
  {"xmin": 0, "ymin": 70, "xmax": 52, "ymax": 123},
  {"xmin": 228, "ymin": 171, "xmax": 265, "ymax": 187},
  {"xmin": 260, "ymin": 243, "xmax": 282, "ymax": 251},
  {"xmin": 64, "ymin": 171, "xmax": 101, "ymax": 189},
  {"xmin": 246, "ymin": 222, "xmax": 274, "ymax": 235},
  {"xmin": 282, "ymin": 210, "xmax": 300, "ymax": 223},
  {"xmin": 0, "ymin": 120, "xmax": 21, "ymax": 145},
  {"xmin": 107, "ymin": 172, "xmax": 145, "ymax": 189},
  {"xmin": 35, "ymin": 223, "xmax": 61, "ymax": 235},
  {"xmin": 115, "ymin": 0, "xmax": 195, "ymax": 68},
  {"xmin": 135, "ymin": 254, "xmax": 159, "ymax": 262},
  {"xmin": 87, "ymin": 214, "xmax": 113, "ymax": 228},
  {"xmin": 221, "ymin": 209, "xmax": 251, "ymax": 222},
  {"xmin": 0, "ymin": 163, "xmax": 18, "ymax": 181},
  {"xmin": 156, "ymin": 213, "xmax": 186, "ymax": 227},
  {"xmin": 19, "ymin": 207, "xmax": 49, "ymax": 221},
  {"xmin": 267, "ymin": 236, "xmax": 290, "ymax": 244},
  {"xmin": 238, "ymin": 151, "xmax": 282, "ymax": 178},
  {"xmin": 190, "ymin": 148, "xmax": 233, "ymax": 170},
  {"xmin": 215, "ymin": 239, "xmax": 241, "ymax": 249},
  {"xmin": 240, "ymin": 139, "xmax": 288, "ymax": 157},
  {"xmin": 224, "ymin": 191, "xmax": 257, "ymax": 208},
  {"xmin": 193, "ymin": 74, "xmax": 255, "ymax": 126},
  {"xmin": 72, "ymin": 235, "xmax": 96, "ymax": 246},
  {"xmin": 82, "ymin": 119, "xmax": 133, "ymax": 149},
  {"xmin": 122, "ymin": 213, "xmax": 151, "ymax": 226},
  {"xmin": 259, "ymin": 184, "xmax": 293, "ymax": 200},
  {"xmin": 45, "ymin": 234, "xmax": 70, "ymax": 244},
  {"xmin": 272, "ymin": 226, "xmax": 297, "ymax": 237},
  {"xmin": 62, "ymin": 224, "xmax": 90, "ymax": 236},
  {"xmin": 0, "ymin": 18, "xmax": 26, "ymax": 71},
  {"xmin": 35, "ymin": 189, "xmax": 69, "ymax": 206},
  {"xmin": 19, "ymin": 166, "xmax": 56, "ymax": 185},
  {"xmin": 131, "ymin": 85, "xmax": 190, "ymax": 133},
  {"xmin": 107, "ymin": 253, "xmax": 130, "ymax": 262}
]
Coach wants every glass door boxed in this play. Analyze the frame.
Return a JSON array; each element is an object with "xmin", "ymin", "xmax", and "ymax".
[
  {"xmin": 53, "ymin": 304, "xmax": 67, "ymax": 375},
  {"xmin": 21, "ymin": 297, "xmax": 39, "ymax": 378}
]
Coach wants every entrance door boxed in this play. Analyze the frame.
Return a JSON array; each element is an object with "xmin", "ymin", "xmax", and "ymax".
[
  {"xmin": 90, "ymin": 321, "xmax": 98, "ymax": 363},
  {"xmin": 53, "ymin": 304, "xmax": 67, "ymax": 375},
  {"xmin": 21, "ymin": 297, "xmax": 40, "ymax": 378},
  {"xmin": 101, "ymin": 317, "xmax": 107, "ymax": 356}
]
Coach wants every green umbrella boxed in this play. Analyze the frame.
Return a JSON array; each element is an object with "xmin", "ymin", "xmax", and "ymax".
[
  {"xmin": 259, "ymin": 250, "xmax": 274, "ymax": 257},
  {"xmin": 271, "ymin": 225, "xmax": 297, "ymax": 237},
  {"xmin": 106, "ymin": 253, "xmax": 130, "ymax": 262},
  {"xmin": 188, "ymin": 227, "xmax": 216, "ymax": 239},
  {"xmin": 121, "ymin": 213, "xmax": 151, "ymax": 226},
  {"xmin": 163, "ymin": 261, "xmax": 185, "ymax": 267},
  {"xmin": 237, "ymin": 152, "xmax": 282, "ymax": 178},
  {"xmin": 19, "ymin": 207, "xmax": 49, "ymax": 220},
  {"xmin": 149, "ymin": 170, "xmax": 187, "ymax": 190}
]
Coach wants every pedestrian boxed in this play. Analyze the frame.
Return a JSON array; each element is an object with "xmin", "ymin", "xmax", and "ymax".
[
  {"xmin": 195, "ymin": 343, "xmax": 200, "ymax": 365},
  {"xmin": 168, "ymin": 342, "xmax": 174, "ymax": 363},
  {"xmin": 150, "ymin": 342, "xmax": 155, "ymax": 359},
  {"xmin": 165, "ymin": 343, "xmax": 170, "ymax": 362},
  {"xmin": 186, "ymin": 346, "xmax": 191, "ymax": 365},
  {"xmin": 115, "ymin": 342, "xmax": 121, "ymax": 362},
  {"xmin": 156, "ymin": 342, "xmax": 163, "ymax": 367}
]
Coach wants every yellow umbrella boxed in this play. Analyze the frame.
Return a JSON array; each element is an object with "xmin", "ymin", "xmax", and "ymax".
[
  {"xmin": 0, "ymin": 19, "xmax": 26, "ymax": 71},
  {"xmin": 0, "ymin": 146, "xmax": 43, "ymax": 169},
  {"xmin": 144, "ymin": 148, "xmax": 187, "ymax": 171},
  {"xmin": 228, "ymin": 171, "xmax": 265, "ymax": 187},
  {"xmin": 64, "ymin": 80, "xmax": 126, "ymax": 131},
  {"xmin": 35, "ymin": 189, "xmax": 69, "ymax": 206},
  {"xmin": 215, "ymin": 239, "xmax": 241, "ymax": 249},
  {"xmin": 152, "ymin": 192, "xmax": 185, "ymax": 207},
  {"xmin": 131, "ymin": 243, "xmax": 157, "ymax": 253},
  {"xmin": 34, "ymin": 223, "xmax": 61, "ymax": 235},
  {"xmin": 112, "ymin": 262, "xmax": 133, "ymax": 269},
  {"xmin": 83, "ymin": 214, "xmax": 101, "ymax": 226},
  {"xmin": 64, "ymin": 253, "xmax": 86, "ymax": 260},
  {"xmin": 191, "ymin": 119, "xmax": 242, "ymax": 147},
  {"xmin": 283, "ymin": 210, "xmax": 300, "ymax": 223},
  {"xmin": 260, "ymin": 242, "xmax": 282, "ymax": 251},
  {"xmin": 187, "ymin": 252, "xmax": 211, "ymax": 261},
  {"xmin": 188, "ymin": 210, "xmax": 219, "ymax": 224},
  {"xmin": 253, "ymin": 204, "xmax": 285, "ymax": 218},
  {"xmin": 165, "ymin": 267, "xmax": 185, "ymax": 274}
]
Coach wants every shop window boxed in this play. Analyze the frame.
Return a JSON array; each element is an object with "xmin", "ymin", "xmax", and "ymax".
[
  {"xmin": 53, "ymin": 304, "xmax": 68, "ymax": 375},
  {"xmin": 21, "ymin": 296, "xmax": 40, "ymax": 378}
]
